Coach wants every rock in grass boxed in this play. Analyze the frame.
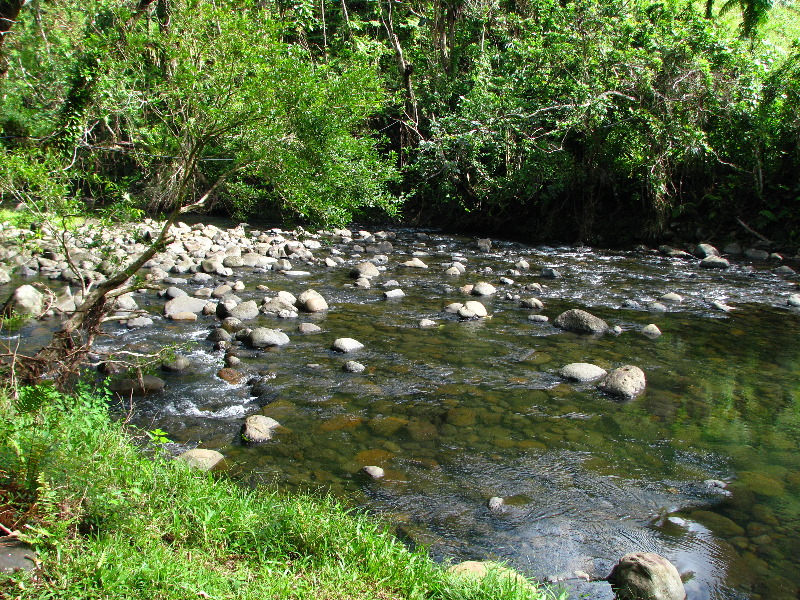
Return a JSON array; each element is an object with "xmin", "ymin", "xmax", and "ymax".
[
  {"xmin": 177, "ymin": 448, "xmax": 225, "ymax": 471},
  {"xmin": 242, "ymin": 415, "xmax": 280, "ymax": 443},
  {"xmin": 332, "ymin": 338, "xmax": 364, "ymax": 353},
  {"xmin": 598, "ymin": 365, "xmax": 646, "ymax": 399},
  {"xmin": 559, "ymin": 363, "xmax": 607, "ymax": 382},
  {"xmin": 554, "ymin": 308, "xmax": 608, "ymax": 335},
  {"xmin": 607, "ymin": 553, "xmax": 686, "ymax": 600}
]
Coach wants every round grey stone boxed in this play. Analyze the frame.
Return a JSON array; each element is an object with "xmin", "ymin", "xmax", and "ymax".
[
  {"xmin": 554, "ymin": 308, "xmax": 608, "ymax": 335},
  {"xmin": 598, "ymin": 365, "xmax": 646, "ymax": 399}
]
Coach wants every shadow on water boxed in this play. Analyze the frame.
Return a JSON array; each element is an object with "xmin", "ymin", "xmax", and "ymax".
[{"xmin": 3, "ymin": 223, "xmax": 800, "ymax": 600}]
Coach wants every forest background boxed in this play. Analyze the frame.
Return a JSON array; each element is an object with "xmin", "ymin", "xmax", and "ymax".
[{"xmin": 0, "ymin": 0, "xmax": 798, "ymax": 245}]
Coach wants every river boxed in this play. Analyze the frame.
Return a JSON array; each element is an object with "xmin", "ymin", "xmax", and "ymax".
[{"xmin": 4, "ymin": 220, "xmax": 800, "ymax": 599}]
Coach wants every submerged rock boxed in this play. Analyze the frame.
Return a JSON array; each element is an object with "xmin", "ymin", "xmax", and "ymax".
[
  {"xmin": 607, "ymin": 552, "xmax": 686, "ymax": 600},
  {"xmin": 108, "ymin": 375, "xmax": 166, "ymax": 397}
]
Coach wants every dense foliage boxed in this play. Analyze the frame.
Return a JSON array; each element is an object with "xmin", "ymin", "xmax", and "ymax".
[{"xmin": 0, "ymin": 0, "xmax": 798, "ymax": 242}]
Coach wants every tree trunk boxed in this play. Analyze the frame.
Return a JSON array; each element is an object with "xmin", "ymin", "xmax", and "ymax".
[{"xmin": 0, "ymin": 0, "xmax": 25, "ymax": 78}]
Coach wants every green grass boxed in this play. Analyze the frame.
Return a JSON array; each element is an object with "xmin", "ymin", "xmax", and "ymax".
[{"xmin": 0, "ymin": 385, "xmax": 565, "ymax": 600}]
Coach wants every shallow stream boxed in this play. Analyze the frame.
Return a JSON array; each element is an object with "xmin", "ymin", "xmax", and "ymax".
[{"xmin": 5, "ymin": 224, "xmax": 800, "ymax": 599}]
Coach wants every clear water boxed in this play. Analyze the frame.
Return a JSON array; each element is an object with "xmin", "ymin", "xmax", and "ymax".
[{"xmin": 4, "ymin": 226, "xmax": 800, "ymax": 600}]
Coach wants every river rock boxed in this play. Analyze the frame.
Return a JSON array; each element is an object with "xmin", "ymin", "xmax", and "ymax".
[
  {"xmin": 419, "ymin": 318, "xmax": 437, "ymax": 328},
  {"xmin": 245, "ymin": 328, "xmax": 290, "ymax": 348},
  {"xmin": 788, "ymin": 294, "xmax": 800, "ymax": 307},
  {"xmin": 350, "ymin": 261, "xmax": 380, "ymax": 279},
  {"xmin": 471, "ymin": 282, "xmax": 496, "ymax": 296},
  {"xmin": 659, "ymin": 293, "xmax": 683, "ymax": 304},
  {"xmin": 598, "ymin": 365, "xmax": 646, "ymax": 399},
  {"xmin": 459, "ymin": 300, "xmax": 487, "ymax": 319},
  {"xmin": 700, "ymin": 256, "xmax": 730, "ymax": 269},
  {"xmin": 384, "ymin": 288, "xmax": 405, "ymax": 299},
  {"xmin": 361, "ymin": 465, "xmax": 385, "ymax": 479},
  {"xmin": 332, "ymin": 337, "xmax": 364, "ymax": 353},
  {"xmin": 554, "ymin": 308, "xmax": 608, "ymax": 335},
  {"xmin": 343, "ymin": 360, "xmax": 366, "ymax": 373},
  {"xmin": 227, "ymin": 300, "xmax": 260, "ymax": 320},
  {"xmin": 541, "ymin": 267, "xmax": 561, "ymax": 278},
  {"xmin": 528, "ymin": 314, "xmax": 549, "ymax": 322},
  {"xmin": 296, "ymin": 289, "xmax": 328, "ymax": 312},
  {"xmin": 162, "ymin": 354, "xmax": 193, "ymax": 373},
  {"xmin": 775, "ymin": 265, "xmax": 796, "ymax": 276},
  {"xmin": 177, "ymin": 448, "xmax": 224, "ymax": 471},
  {"xmin": 487, "ymin": 497, "xmax": 506, "ymax": 513},
  {"xmin": 108, "ymin": 375, "xmax": 166, "ymax": 397},
  {"xmin": 165, "ymin": 286, "xmax": 187, "ymax": 299},
  {"xmin": 164, "ymin": 295, "xmax": 210, "ymax": 316},
  {"xmin": 402, "ymin": 257, "xmax": 428, "ymax": 269},
  {"xmin": 298, "ymin": 322, "xmax": 322, "ymax": 334},
  {"xmin": 559, "ymin": 363, "xmax": 607, "ymax": 382},
  {"xmin": 723, "ymin": 242, "xmax": 743, "ymax": 255},
  {"xmin": 641, "ymin": 324, "xmax": 662, "ymax": 338},
  {"xmin": 520, "ymin": 297, "xmax": 544, "ymax": 309},
  {"xmin": 476, "ymin": 238, "xmax": 492, "ymax": 252},
  {"xmin": 127, "ymin": 316, "xmax": 154, "ymax": 329},
  {"xmin": 3, "ymin": 284, "xmax": 45, "ymax": 316},
  {"xmin": 744, "ymin": 248, "xmax": 769, "ymax": 260},
  {"xmin": 694, "ymin": 243, "xmax": 719, "ymax": 258},
  {"xmin": 217, "ymin": 368, "xmax": 244, "ymax": 384},
  {"xmin": 607, "ymin": 552, "xmax": 686, "ymax": 600},
  {"xmin": 242, "ymin": 415, "xmax": 280, "ymax": 443},
  {"xmin": 168, "ymin": 311, "xmax": 198, "ymax": 322}
]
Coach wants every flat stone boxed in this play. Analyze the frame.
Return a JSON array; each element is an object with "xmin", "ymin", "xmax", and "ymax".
[
  {"xmin": 298, "ymin": 322, "xmax": 322, "ymax": 334},
  {"xmin": 0, "ymin": 537, "xmax": 36, "ymax": 573},
  {"xmin": 383, "ymin": 288, "xmax": 405, "ymax": 299},
  {"xmin": 164, "ymin": 295, "xmax": 210, "ymax": 316},
  {"xmin": 217, "ymin": 368, "xmax": 244, "ymax": 384},
  {"xmin": 559, "ymin": 363, "xmax": 607, "ymax": 382},
  {"xmin": 168, "ymin": 311, "xmax": 198, "ymax": 322}
]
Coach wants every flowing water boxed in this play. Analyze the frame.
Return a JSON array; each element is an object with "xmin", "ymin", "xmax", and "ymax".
[{"xmin": 4, "ymin": 224, "xmax": 800, "ymax": 600}]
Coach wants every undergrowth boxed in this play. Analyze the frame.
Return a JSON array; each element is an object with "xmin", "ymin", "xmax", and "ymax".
[{"xmin": 0, "ymin": 384, "xmax": 564, "ymax": 600}]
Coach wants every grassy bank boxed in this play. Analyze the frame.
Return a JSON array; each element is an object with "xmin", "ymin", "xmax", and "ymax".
[{"xmin": 0, "ymin": 384, "xmax": 562, "ymax": 600}]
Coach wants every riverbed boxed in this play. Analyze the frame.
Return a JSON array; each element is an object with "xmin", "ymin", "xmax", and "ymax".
[{"xmin": 3, "ymin": 220, "xmax": 799, "ymax": 600}]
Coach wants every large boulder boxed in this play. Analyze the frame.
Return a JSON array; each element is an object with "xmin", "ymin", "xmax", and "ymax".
[
  {"xmin": 3, "ymin": 284, "xmax": 45, "ymax": 317},
  {"xmin": 598, "ymin": 365, "xmax": 646, "ymax": 399},
  {"xmin": 554, "ymin": 309, "xmax": 608, "ymax": 335},
  {"xmin": 227, "ymin": 300, "xmax": 260, "ymax": 320},
  {"xmin": 607, "ymin": 553, "xmax": 686, "ymax": 600}
]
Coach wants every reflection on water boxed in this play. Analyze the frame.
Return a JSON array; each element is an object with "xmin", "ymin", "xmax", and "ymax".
[{"xmin": 3, "ymin": 225, "xmax": 799, "ymax": 599}]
